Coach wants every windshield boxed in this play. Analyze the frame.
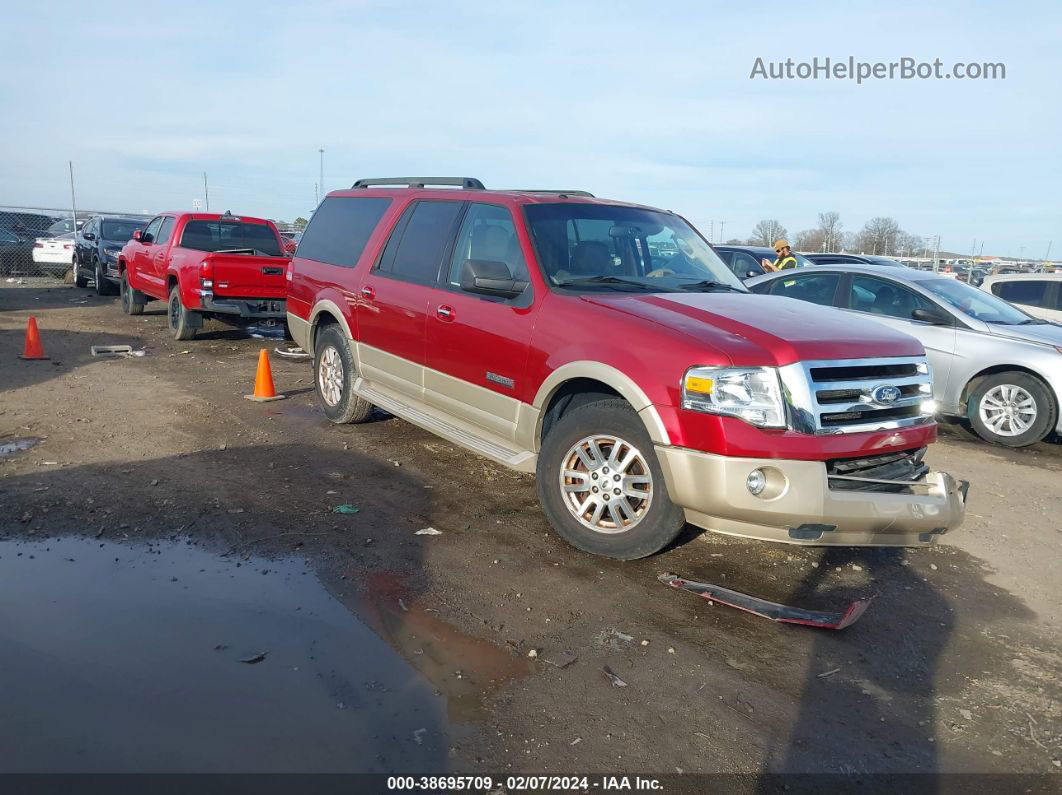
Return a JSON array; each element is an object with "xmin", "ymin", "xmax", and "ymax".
[
  {"xmin": 179, "ymin": 220, "xmax": 282, "ymax": 256},
  {"xmin": 922, "ymin": 278, "xmax": 1039, "ymax": 324},
  {"xmin": 524, "ymin": 204, "xmax": 745, "ymax": 293},
  {"xmin": 101, "ymin": 221, "xmax": 141, "ymax": 241},
  {"xmin": 46, "ymin": 219, "xmax": 76, "ymax": 236}
]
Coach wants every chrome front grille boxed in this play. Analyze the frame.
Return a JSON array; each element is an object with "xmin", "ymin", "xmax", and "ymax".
[{"xmin": 779, "ymin": 357, "xmax": 935, "ymax": 435}]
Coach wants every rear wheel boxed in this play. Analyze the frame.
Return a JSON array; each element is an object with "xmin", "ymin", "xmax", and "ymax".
[
  {"xmin": 93, "ymin": 257, "xmax": 115, "ymax": 296},
  {"xmin": 536, "ymin": 399, "xmax": 685, "ymax": 559},
  {"xmin": 72, "ymin": 255, "xmax": 88, "ymax": 288},
  {"xmin": 168, "ymin": 286, "xmax": 199, "ymax": 340},
  {"xmin": 120, "ymin": 272, "xmax": 144, "ymax": 315},
  {"xmin": 314, "ymin": 324, "xmax": 374, "ymax": 424},
  {"xmin": 967, "ymin": 372, "xmax": 1056, "ymax": 447}
]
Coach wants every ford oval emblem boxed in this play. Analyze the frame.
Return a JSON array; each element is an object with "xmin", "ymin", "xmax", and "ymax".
[{"xmin": 873, "ymin": 385, "xmax": 901, "ymax": 404}]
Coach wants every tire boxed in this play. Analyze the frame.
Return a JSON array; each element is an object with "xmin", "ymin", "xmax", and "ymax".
[
  {"xmin": 167, "ymin": 285, "xmax": 199, "ymax": 341},
  {"xmin": 93, "ymin": 257, "xmax": 115, "ymax": 296},
  {"xmin": 120, "ymin": 272, "xmax": 144, "ymax": 315},
  {"xmin": 72, "ymin": 255, "xmax": 88, "ymax": 288},
  {"xmin": 314, "ymin": 324, "xmax": 374, "ymax": 424},
  {"xmin": 967, "ymin": 372, "xmax": 1056, "ymax": 447},
  {"xmin": 536, "ymin": 399, "xmax": 685, "ymax": 559}
]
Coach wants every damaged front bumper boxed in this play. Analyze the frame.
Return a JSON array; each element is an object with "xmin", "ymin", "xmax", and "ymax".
[{"xmin": 656, "ymin": 446, "xmax": 968, "ymax": 547}]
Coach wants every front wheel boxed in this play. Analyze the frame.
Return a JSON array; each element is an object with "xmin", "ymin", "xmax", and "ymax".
[
  {"xmin": 94, "ymin": 257, "xmax": 115, "ymax": 296},
  {"xmin": 168, "ymin": 286, "xmax": 199, "ymax": 340},
  {"xmin": 120, "ymin": 272, "xmax": 144, "ymax": 315},
  {"xmin": 314, "ymin": 324, "xmax": 374, "ymax": 424},
  {"xmin": 536, "ymin": 399, "xmax": 685, "ymax": 559},
  {"xmin": 968, "ymin": 372, "xmax": 1056, "ymax": 447}
]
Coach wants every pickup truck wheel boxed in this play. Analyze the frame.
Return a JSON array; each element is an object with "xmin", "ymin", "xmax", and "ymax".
[
  {"xmin": 314, "ymin": 324, "xmax": 374, "ymax": 424},
  {"xmin": 93, "ymin": 257, "xmax": 114, "ymax": 296},
  {"xmin": 967, "ymin": 372, "xmax": 1056, "ymax": 447},
  {"xmin": 168, "ymin": 286, "xmax": 199, "ymax": 340},
  {"xmin": 537, "ymin": 399, "xmax": 685, "ymax": 559},
  {"xmin": 120, "ymin": 273, "xmax": 144, "ymax": 315},
  {"xmin": 72, "ymin": 256, "xmax": 88, "ymax": 288}
]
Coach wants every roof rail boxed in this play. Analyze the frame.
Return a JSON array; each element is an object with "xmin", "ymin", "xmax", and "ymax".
[
  {"xmin": 351, "ymin": 177, "xmax": 486, "ymax": 190},
  {"xmin": 510, "ymin": 189, "xmax": 595, "ymax": 197}
]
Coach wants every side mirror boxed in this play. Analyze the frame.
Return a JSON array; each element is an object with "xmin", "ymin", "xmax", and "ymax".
[
  {"xmin": 912, "ymin": 307, "xmax": 953, "ymax": 326},
  {"xmin": 132, "ymin": 229, "xmax": 142, "ymax": 241},
  {"xmin": 460, "ymin": 259, "xmax": 527, "ymax": 299},
  {"xmin": 83, "ymin": 232, "xmax": 96, "ymax": 241}
]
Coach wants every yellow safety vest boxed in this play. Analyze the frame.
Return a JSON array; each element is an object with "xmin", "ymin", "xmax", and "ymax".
[{"xmin": 774, "ymin": 255, "xmax": 797, "ymax": 270}]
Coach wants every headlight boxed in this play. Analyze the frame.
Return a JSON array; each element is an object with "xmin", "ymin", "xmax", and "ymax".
[
  {"xmin": 104, "ymin": 247, "xmax": 121, "ymax": 258},
  {"xmin": 681, "ymin": 366, "xmax": 786, "ymax": 428}
]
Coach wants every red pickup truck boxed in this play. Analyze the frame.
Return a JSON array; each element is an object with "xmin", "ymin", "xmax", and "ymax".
[
  {"xmin": 286, "ymin": 177, "xmax": 967, "ymax": 560},
  {"xmin": 117, "ymin": 212, "xmax": 288, "ymax": 339}
]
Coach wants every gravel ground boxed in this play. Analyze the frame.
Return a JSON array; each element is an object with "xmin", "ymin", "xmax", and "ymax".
[{"xmin": 1, "ymin": 283, "xmax": 1059, "ymax": 778}]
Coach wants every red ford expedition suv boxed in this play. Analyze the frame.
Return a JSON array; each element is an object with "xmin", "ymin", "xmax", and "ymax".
[
  {"xmin": 118, "ymin": 212, "xmax": 288, "ymax": 339},
  {"xmin": 286, "ymin": 177, "xmax": 967, "ymax": 560}
]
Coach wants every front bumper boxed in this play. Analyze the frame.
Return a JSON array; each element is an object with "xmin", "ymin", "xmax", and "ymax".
[
  {"xmin": 198, "ymin": 291, "xmax": 286, "ymax": 319},
  {"xmin": 656, "ymin": 446, "xmax": 967, "ymax": 546}
]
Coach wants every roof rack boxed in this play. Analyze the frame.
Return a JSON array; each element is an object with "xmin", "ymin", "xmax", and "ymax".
[
  {"xmin": 510, "ymin": 189, "xmax": 595, "ymax": 197},
  {"xmin": 351, "ymin": 177, "xmax": 485, "ymax": 190}
]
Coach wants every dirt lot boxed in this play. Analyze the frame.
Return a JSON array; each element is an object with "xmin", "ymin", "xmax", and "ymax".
[{"xmin": 1, "ymin": 282, "xmax": 1060, "ymax": 779}]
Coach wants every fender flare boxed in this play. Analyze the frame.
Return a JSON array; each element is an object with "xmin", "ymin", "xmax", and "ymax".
[
  {"xmin": 308, "ymin": 299, "xmax": 356, "ymax": 352},
  {"xmin": 532, "ymin": 360, "xmax": 671, "ymax": 445}
]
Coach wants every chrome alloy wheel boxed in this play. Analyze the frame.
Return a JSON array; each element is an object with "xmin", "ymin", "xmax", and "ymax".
[
  {"xmin": 318, "ymin": 346, "xmax": 344, "ymax": 406},
  {"xmin": 559, "ymin": 434, "xmax": 653, "ymax": 534},
  {"xmin": 979, "ymin": 383, "xmax": 1037, "ymax": 437}
]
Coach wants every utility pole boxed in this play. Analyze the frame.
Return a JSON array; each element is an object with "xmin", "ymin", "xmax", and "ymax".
[
  {"xmin": 932, "ymin": 235, "xmax": 940, "ymax": 272},
  {"xmin": 203, "ymin": 172, "xmax": 210, "ymax": 211},
  {"xmin": 718, "ymin": 220, "xmax": 725, "ymax": 243},
  {"xmin": 314, "ymin": 182, "xmax": 319, "ymax": 208},
  {"xmin": 68, "ymin": 160, "xmax": 78, "ymax": 239},
  {"xmin": 1045, "ymin": 240, "xmax": 1052, "ymax": 265},
  {"xmin": 318, "ymin": 148, "xmax": 324, "ymax": 199},
  {"xmin": 708, "ymin": 220, "xmax": 714, "ymax": 242}
]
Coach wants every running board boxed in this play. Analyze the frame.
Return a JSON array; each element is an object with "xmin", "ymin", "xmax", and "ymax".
[
  {"xmin": 356, "ymin": 381, "xmax": 536, "ymax": 472},
  {"xmin": 658, "ymin": 572, "xmax": 873, "ymax": 630}
]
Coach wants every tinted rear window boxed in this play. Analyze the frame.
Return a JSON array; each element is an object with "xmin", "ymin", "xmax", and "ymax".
[
  {"xmin": 101, "ymin": 221, "xmax": 141, "ymax": 241},
  {"xmin": 377, "ymin": 200, "xmax": 463, "ymax": 285},
  {"xmin": 180, "ymin": 221, "xmax": 282, "ymax": 256},
  {"xmin": 297, "ymin": 197, "xmax": 392, "ymax": 268},
  {"xmin": 995, "ymin": 280, "xmax": 1049, "ymax": 308}
]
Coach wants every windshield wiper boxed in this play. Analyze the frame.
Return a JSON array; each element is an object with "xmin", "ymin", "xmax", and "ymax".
[
  {"xmin": 1018, "ymin": 318, "xmax": 1047, "ymax": 325},
  {"xmin": 556, "ymin": 275, "xmax": 679, "ymax": 292},
  {"xmin": 675, "ymin": 279, "xmax": 746, "ymax": 293}
]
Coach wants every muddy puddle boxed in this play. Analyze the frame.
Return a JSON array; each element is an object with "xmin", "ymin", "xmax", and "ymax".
[{"xmin": 0, "ymin": 537, "xmax": 515, "ymax": 773}]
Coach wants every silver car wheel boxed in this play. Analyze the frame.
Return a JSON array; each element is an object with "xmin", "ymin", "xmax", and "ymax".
[
  {"xmin": 559, "ymin": 434, "xmax": 653, "ymax": 534},
  {"xmin": 979, "ymin": 384, "xmax": 1037, "ymax": 437},
  {"xmin": 318, "ymin": 346, "xmax": 344, "ymax": 407}
]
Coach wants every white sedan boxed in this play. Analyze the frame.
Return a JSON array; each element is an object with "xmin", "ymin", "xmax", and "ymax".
[{"xmin": 32, "ymin": 232, "xmax": 76, "ymax": 273}]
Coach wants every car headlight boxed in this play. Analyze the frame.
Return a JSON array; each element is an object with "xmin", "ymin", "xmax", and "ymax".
[
  {"xmin": 104, "ymin": 247, "xmax": 121, "ymax": 258},
  {"xmin": 681, "ymin": 366, "xmax": 786, "ymax": 428}
]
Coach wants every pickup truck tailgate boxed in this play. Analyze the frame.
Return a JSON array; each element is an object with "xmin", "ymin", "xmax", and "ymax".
[{"xmin": 208, "ymin": 254, "xmax": 288, "ymax": 298}]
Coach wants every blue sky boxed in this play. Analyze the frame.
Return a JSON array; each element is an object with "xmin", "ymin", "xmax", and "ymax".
[{"xmin": 0, "ymin": 1, "xmax": 1058, "ymax": 257}]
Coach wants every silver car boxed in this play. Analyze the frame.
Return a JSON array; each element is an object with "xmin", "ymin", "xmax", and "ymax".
[{"xmin": 747, "ymin": 265, "xmax": 1062, "ymax": 447}]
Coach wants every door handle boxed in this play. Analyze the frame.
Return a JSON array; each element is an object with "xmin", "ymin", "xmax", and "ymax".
[
  {"xmin": 361, "ymin": 286, "xmax": 375, "ymax": 299},
  {"xmin": 436, "ymin": 304, "xmax": 455, "ymax": 321}
]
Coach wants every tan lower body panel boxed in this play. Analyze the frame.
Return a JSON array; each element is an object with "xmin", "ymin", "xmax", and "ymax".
[
  {"xmin": 286, "ymin": 313, "xmax": 311, "ymax": 351},
  {"xmin": 656, "ymin": 446, "xmax": 966, "ymax": 546}
]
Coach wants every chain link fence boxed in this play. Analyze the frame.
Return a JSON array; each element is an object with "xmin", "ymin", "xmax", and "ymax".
[{"xmin": 0, "ymin": 205, "xmax": 150, "ymax": 281}]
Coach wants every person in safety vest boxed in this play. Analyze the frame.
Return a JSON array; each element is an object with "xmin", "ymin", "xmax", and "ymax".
[{"xmin": 762, "ymin": 239, "xmax": 797, "ymax": 271}]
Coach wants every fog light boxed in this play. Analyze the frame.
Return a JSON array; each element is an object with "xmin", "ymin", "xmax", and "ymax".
[
  {"xmin": 921, "ymin": 399, "xmax": 938, "ymax": 414},
  {"xmin": 746, "ymin": 469, "xmax": 767, "ymax": 496}
]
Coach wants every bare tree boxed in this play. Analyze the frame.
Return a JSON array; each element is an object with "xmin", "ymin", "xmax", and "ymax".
[
  {"xmin": 794, "ymin": 229, "xmax": 824, "ymax": 252},
  {"xmin": 816, "ymin": 211, "xmax": 842, "ymax": 252},
  {"xmin": 857, "ymin": 217, "xmax": 902, "ymax": 255},
  {"xmin": 750, "ymin": 219, "xmax": 788, "ymax": 247}
]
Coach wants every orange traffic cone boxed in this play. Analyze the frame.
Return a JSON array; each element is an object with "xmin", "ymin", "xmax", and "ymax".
[
  {"xmin": 244, "ymin": 348, "xmax": 286, "ymax": 402},
  {"xmin": 18, "ymin": 316, "xmax": 49, "ymax": 360}
]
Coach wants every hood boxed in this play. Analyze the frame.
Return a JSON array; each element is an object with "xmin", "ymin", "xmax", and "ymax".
[
  {"xmin": 987, "ymin": 321, "xmax": 1062, "ymax": 348},
  {"xmin": 582, "ymin": 292, "xmax": 925, "ymax": 366}
]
